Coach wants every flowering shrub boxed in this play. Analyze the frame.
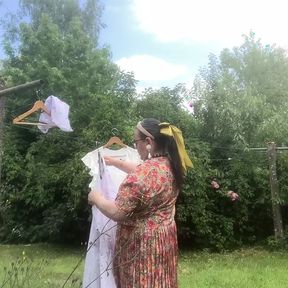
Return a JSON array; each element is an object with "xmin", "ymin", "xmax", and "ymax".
[
  {"xmin": 227, "ymin": 191, "xmax": 239, "ymax": 202},
  {"xmin": 211, "ymin": 180, "xmax": 220, "ymax": 189}
]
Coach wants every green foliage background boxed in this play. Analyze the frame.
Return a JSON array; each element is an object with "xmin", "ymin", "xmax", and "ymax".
[{"xmin": 1, "ymin": 2, "xmax": 288, "ymax": 250}]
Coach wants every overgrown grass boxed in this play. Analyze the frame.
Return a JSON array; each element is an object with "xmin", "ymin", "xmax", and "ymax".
[
  {"xmin": 1, "ymin": 244, "xmax": 288, "ymax": 287},
  {"xmin": 0, "ymin": 244, "xmax": 84, "ymax": 287},
  {"xmin": 179, "ymin": 248, "xmax": 288, "ymax": 288}
]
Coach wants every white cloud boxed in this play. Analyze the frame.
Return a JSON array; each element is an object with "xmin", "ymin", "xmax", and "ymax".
[
  {"xmin": 116, "ymin": 54, "xmax": 188, "ymax": 82},
  {"xmin": 131, "ymin": 0, "xmax": 288, "ymax": 48}
]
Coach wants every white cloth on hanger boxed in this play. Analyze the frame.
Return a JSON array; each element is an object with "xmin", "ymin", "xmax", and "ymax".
[
  {"xmin": 81, "ymin": 146, "xmax": 140, "ymax": 288},
  {"xmin": 82, "ymin": 146, "xmax": 140, "ymax": 189},
  {"xmin": 82, "ymin": 164, "xmax": 117, "ymax": 288},
  {"xmin": 38, "ymin": 95, "xmax": 73, "ymax": 133}
]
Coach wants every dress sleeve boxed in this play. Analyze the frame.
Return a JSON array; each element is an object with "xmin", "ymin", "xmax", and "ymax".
[
  {"xmin": 81, "ymin": 150, "xmax": 99, "ymax": 177},
  {"xmin": 115, "ymin": 165, "xmax": 146, "ymax": 216}
]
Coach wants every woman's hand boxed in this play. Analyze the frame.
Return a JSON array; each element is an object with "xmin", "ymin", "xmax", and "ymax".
[
  {"xmin": 88, "ymin": 189, "xmax": 103, "ymax": 206},
  {"xmin": 88, "ymin": 190, "xmax": 126, "ymax": 221},
  {"xmin": 103, "ymin": 156, "xmax": 118, "ymax": 166},
  {"xmin": 104, "ymin": 156, "xmax": 138, "ymax": 173}
]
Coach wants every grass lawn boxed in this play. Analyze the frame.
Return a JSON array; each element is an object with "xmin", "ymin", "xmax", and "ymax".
[
  {"xmin": 179, "ymin": 248, "xmax": 288, "ymax": 288},
  {"xmin": 1, "ymin": 244, "xmax": 288, "ymax": 287},
  {"xmin": 0, "ymin": 243, "xmax": 85, "ymax": 287}
]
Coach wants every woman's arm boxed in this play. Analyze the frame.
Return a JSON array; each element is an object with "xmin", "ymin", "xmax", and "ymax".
[
  {"xmin": 88, "ymin": 190, "xmax": 126, "ymax": 222},
  {"xmin": 104, "ymin": 156, "xmax": 138, "ymax": 173}
]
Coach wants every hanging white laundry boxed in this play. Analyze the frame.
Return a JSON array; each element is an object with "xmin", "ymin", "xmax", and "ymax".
[
  {"xmin": 82, "ymin": 164, "xmax": 117, "ymax": 288},
  {"xmin": 82, "ymin": 146, "xmax": 140, "ymax": 189},
  {"xmin": 81, "ymin": 146, "xmax": 140, "ymax": 288},
  {"xmin": 38, "ymin": 95, "xmax": 73, "ymax": 133}
]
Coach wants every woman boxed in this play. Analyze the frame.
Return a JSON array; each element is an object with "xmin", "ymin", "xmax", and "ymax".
[{"xmin": 88, "ymin": 118, "xmax": 192, "ymax": 288}]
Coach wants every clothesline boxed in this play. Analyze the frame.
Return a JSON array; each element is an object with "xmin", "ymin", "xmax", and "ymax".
[{"xmin": 9, "ymin": 123, "xmax": 288, "ymax": 158}]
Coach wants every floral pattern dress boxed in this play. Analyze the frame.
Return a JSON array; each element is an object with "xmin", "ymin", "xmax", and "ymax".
[{"xmin": 113, "ymin": 156, "xmax": 179, "ymax": 288}]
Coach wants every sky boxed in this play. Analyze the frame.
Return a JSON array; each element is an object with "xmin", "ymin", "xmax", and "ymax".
[{"xmin": 1, "ymin": 0, "xmax": 288, "ymax": 91}]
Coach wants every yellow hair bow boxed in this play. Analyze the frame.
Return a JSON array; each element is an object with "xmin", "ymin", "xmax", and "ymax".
[{"xmin": 159, "ymin": 122, "xmax": 193, "ymax": 171}]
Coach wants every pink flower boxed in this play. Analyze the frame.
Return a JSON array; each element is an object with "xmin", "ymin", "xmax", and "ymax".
[
  {"xmin": 227, "ymin": 191, "xmax": 239, "ymax": 201},
  {"xmin": 182, "ymin": 101, "xmax": 194, "ymax": 113},
  {"xmin": 211, "ymin": 180, "xmax": 220, "ymax": 189}
]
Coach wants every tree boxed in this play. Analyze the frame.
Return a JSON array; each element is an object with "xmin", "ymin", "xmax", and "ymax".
[
  {"xmin": 194, "ymin": 33, "xmax": 288, "ymax": 148},
  {"xmin": 192, "ymin": 32, "xmax": 288, "ymax": 245},
  {"xmin": 0, "ymin": 0, "xmax": 137, "ymax": 243}
]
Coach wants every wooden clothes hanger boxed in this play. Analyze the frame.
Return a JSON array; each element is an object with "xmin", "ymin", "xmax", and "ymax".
[
  {"xmin": 13, "ymin": 100, "xmax": 50, "ymax": 126},
  {"xmin": 103, "ymin": 136, "xmax": 126, "ymax": 148}
]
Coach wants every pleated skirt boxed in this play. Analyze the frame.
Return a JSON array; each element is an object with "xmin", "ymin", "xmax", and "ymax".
[{"xmin": 113, "ymin": 221, "xmax": 178, "ymax": 288}]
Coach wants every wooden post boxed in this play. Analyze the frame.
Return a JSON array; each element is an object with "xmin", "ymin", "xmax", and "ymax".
[{"xmin": 267, "ymin": 142, "xmax": 284, "ymax": 239}]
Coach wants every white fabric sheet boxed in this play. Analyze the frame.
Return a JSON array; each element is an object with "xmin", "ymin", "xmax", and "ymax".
[
  {"xmin": 82, "ymin": 166, "xmax": 117, "ymax": 288},
  {"xmin": 38, "ymin": 95, "xmax": 73, "ymax": 133},
  {"xmin": 82, "ymin": 146, "xmax": 140, "ymax": 288}
]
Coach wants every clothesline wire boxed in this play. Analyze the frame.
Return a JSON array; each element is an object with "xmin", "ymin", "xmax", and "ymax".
[
  {"xmin": 0, "ymin": 107, "xmax": 274, "ymax": 150},
  {"xmin": 4, "ymin": 123, "xmax": 286, "ymax": 158},
  {"xmin": 3, "ymin": 122, "xmax": 132, "ymax": 148},
  {"xmin": 4, "ymin": 122, "xmax": 288, "ymax": 160},
  {"xmin": 211, "ymin": 146, "xmax": 243, "ymax": 150}
]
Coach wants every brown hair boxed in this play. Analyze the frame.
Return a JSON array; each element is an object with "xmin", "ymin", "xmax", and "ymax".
[{"xmin": 138, "ymin": 118, "xmax": 184, "ymax": 190}]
